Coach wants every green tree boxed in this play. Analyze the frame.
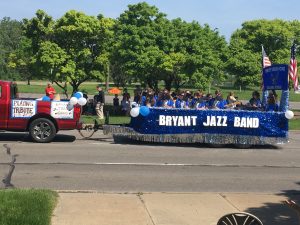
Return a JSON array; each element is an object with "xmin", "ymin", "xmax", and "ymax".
[
  {"xmin": 55, "ymin": 11, "xmax": 114, "ymax": 94},
  {"xmin": 36, "ymin": 41, "xmax": 69, "ymax": 96},
  {"xmin": 27, "ymin": 10, "xmax": 114, "ymax": 94},
  {"xmin": 227, "ymin": 19, "xmax": 297, "ymax": 87},
  {"xmin": 8, "ymin": 37, "xmax": 35, "ymax": 84},
  {"xmin": 112, "ymin": 3, "xmax": 228, "ymax": 91},
  {"xmin": 0, "ymin": 17, "xmax": 23, "ymax": 80},
  {"xmin": 17, "ymin": 10, "xmax": 54, "ymax": 84},
  {"xmin": 112, "ymin": 2, "xmax": 166, "ymax": 89}
]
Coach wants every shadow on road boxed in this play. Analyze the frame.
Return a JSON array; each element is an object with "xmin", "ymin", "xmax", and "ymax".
[{"xmin": 0, "ymin": 132, "xmax": 76, "ymax": 143}]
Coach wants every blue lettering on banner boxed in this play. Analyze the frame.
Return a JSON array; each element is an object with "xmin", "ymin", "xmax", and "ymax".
[{"xmin": 130, "ymin": 108, "xmax": 288, "ymax": 138}]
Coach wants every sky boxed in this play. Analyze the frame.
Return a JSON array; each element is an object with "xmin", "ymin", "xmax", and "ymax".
[{"xmin": 1, "ymin": 0, "xmax": 300, "ymax": 40}]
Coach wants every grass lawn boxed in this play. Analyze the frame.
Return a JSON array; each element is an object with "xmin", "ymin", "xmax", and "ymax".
[
  {"xmin": 289, "ymin": 118, "xmax": 300, "ymax": 130},
  {"xmin": 16, "ymin": 82, "xmax": 300, "ymax": 101},
  {"xmin": 81, "ymin": 115, "xmax": 131, "ymax": 124},
  {"xmin": 0, "ymin": 189, "xmax": 57, "ymax": 225}
]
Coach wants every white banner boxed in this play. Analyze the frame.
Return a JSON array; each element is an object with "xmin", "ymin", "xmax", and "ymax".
[
  {"xmin": 51, "ymin": 101, "xmax": 74, "ymax": 119},
  {"xmin": 11, "ymin": 100, "xmax": 37, "ymax": 118}
]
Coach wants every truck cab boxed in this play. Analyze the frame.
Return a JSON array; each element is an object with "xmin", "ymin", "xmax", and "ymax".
[{"xmin": 0, "ymin": 81, "xmax": 82, "ymax": 142}]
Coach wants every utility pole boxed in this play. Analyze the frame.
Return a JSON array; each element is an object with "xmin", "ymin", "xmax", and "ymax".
[{"xmin": 105, "ymin": 63, "xmax": 110, "ymax": 91}]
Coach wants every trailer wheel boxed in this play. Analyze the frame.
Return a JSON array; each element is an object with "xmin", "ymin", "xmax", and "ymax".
[{"xmin": 29, "ymin": 118, "xmax": 56, "ymax": 143}]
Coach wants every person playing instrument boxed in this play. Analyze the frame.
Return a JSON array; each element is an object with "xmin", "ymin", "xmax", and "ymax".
[{"xmin": 225, "ymin": 91, "xmax": 241, "ymax": 109}]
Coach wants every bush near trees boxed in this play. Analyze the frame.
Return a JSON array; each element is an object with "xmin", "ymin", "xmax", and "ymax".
[{"xmin": 0, "ymin": 2, "xmax": 300, "ymax": 92}]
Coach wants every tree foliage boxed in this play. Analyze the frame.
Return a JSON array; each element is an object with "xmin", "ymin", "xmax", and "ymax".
[
  {"xmin": 227, "ymin": 19, "xmax": 300, "ymax": 87},
  {"xmin": 2, "ymin": 5, "xmax": 300, "ymax": 93},
  {"xmin": 111, "ymin": 2, "xmax": 228, "ymax": 91},
  {"xmin": 22, "ymin": 10, "xmax": 114, "ymax": 94},
  {"xmin": 0, "ymin": 17, "xmax": 23, "ymax": 80}
]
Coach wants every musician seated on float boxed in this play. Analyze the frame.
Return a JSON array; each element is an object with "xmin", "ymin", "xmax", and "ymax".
[
  {"xmin": 196, "ymin": 100, "xmax": 206, "ymax": 110},
  {"xmin": 174, "ymin": 93, "xmax": 184, "ymax": 108},
  {"xmin": 206, "ymin": 93, "xmax": 215, "ymax": 109},
  {"xmin": 224, "ymin": 91, "xmax": 241, "ymax": 109},
  {"xmin": 148, "ymin": 91, "xmax": 156, "ymax": 107},
  {"xmin": 190, "ymin": 91, "xmax": 202, "ymax": 109},
  {"xmin": 265, "ymin": 91, "xmax": 279, "ymax": 112},
  {"xmin": 140, "ymin": 91, "xmax": 147, "ymax": 106},
  {"xmin": 164, "ymin": 93, "xmax": 175, "ymax": 108},
  {"xmin": 155, "ymin": 91, "xmax": 164, "ymax": 107},
  {"xmin": 210, "ymin": 90, "xmax": 227, "ymax": 109},
  {"xmin": 246, "ymin": 90, "xmax": 262, "ymax": 110}
]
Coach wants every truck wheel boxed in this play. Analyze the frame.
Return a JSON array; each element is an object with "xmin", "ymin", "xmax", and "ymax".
[{"xmin": 29, "ymin": 118, "xmax": 56, "ymax": 143}]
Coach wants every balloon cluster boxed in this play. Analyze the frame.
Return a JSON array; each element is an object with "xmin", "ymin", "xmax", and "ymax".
[
  {"xmin": 67, "ymin": 92, "xmax": 87, "ymax": 111},
  {"xmin": 130, "ymin": 106, "xmax": 150, "ymax": 117}
]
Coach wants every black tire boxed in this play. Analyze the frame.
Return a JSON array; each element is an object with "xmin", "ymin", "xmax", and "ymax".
[{"xmin": 29, "ymin": 118, "xmax": 56, "ymax": 143}]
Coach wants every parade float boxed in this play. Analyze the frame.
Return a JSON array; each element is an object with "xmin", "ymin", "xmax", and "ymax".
[{"xmin": 102, "ymin": 64, "xmax": 294, "ymax": 147}]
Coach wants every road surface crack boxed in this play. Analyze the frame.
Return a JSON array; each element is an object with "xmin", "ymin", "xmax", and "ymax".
[{"xmin": 2, "ymin": 144, "xmax": 18, "ymax": 188}]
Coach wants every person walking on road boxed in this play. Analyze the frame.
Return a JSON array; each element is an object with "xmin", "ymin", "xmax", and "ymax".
[{"xmin": 94, "ymin": 85, "xmax": 105, "ymax": 120}]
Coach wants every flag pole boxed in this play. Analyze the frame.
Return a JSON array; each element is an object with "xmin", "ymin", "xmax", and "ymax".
[{"xmin": 261, "ymin": 45, "xmax": 268, "ymax": 107}]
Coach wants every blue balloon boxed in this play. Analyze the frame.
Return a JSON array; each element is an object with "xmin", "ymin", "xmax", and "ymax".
[
  {"xmin": 42, "ymin": 96, "xmax": 51, "ymax": 101},
  {"xmin": 139, "ymin": 106, "xmax": 150, "ymax": 117},
  {"xmin": 73, "ymin": 92, "xmax": 82, "ymax": 99}
]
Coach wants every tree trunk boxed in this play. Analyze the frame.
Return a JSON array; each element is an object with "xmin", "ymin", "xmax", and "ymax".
[
  {"xmin": 105, "ymin": 64, "xmax": 110, "ymax": 91},
  {"xmin": 71, "ymin": 83, "xmax": 79, "ymax": 96},
  {"xmin": 164, "ymin": 79, "xmax": 172, "ymax": 91},
  {"xmin": 54, "ymin": 81, "xmax": 69, "ymax": 99}
]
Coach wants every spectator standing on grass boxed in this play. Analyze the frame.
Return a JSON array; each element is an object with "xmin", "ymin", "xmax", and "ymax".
[
  {"xmin": 121, "ymin": 96, "xmax": 130, "ymax": 116},
  {"xmin": 94, "ymin": 85, "xmax": 105, "ymax": 120},
  {"xmin": 113, "ymin": 94, "xmax": 120, "ymax": 115},
  {"xmin": 45, "ymin": 83, "xmax": 56, "ymax": 100},
  {"xmin": 122, "ymin": 88, "xmax": 131, "ymax": 100}
]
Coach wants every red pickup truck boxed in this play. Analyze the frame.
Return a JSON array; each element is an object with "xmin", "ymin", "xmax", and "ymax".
[{"xmin": 0, "ymin": 81, "xmax": 82, "ymax": 143}]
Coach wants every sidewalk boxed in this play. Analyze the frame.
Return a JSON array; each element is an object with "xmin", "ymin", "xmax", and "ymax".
[{"xmin": 51, "ymin": 192, "xmax": 300, "ymax": 225}]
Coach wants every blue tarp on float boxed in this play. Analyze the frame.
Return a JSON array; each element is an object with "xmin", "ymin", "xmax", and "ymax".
[{"xmin": 130, "ymin": 108, "xmax": 288, "ymax": 138}]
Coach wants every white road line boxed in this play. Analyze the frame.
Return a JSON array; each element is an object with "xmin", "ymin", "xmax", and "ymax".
[{"xmin": 7, "ymin": 162, "xmax": 300, "ymax": 168}]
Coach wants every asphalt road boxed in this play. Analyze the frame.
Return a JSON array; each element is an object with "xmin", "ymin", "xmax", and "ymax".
[{"xmin": 0, "ymin": 130, "xmax": 300, "ymax": 193}]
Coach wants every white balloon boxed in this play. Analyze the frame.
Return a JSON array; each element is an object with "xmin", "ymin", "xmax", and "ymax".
[
  {"xmin": 67, "ymin": 103, "xmax": 74, "ymax": 111},
  {"xmin": 69, "ymin": 97, "xmax": 78, "ymax": 105},
  {"xmin": 78, "ymin": 97, "xmax": 87, "ymax": 106},
  {"xmin": 130, "ymin": 107, "xmax": 140, "ymax": 117},
  {"xmin": 285, "ymin": 110, "xmax": 294, "ymax": 119}
]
